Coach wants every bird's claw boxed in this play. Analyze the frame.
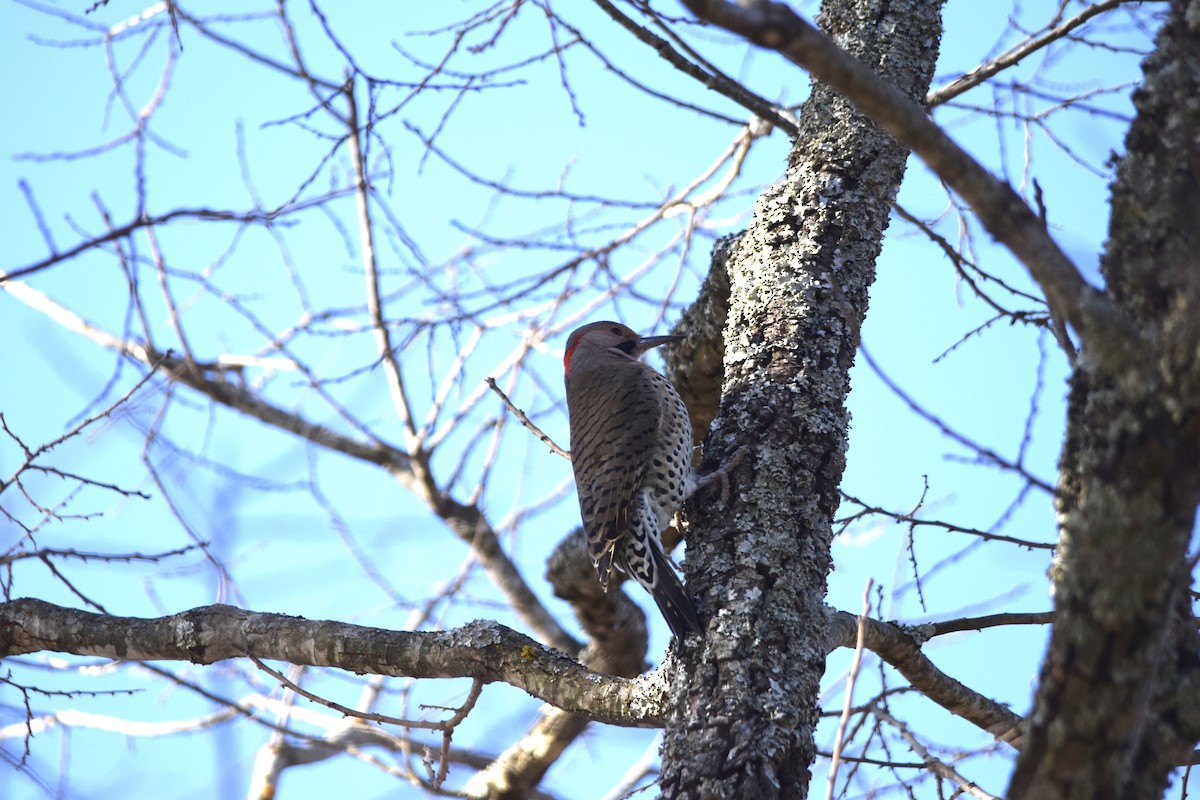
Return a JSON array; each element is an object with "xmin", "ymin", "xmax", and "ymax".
[{"xmin": 701, "ymin": 444, "xmax": 750, "ymax": 504}]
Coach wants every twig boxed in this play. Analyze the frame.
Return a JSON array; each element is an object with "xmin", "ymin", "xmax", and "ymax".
[
  {"xmin": 838, "ymin": 490, "xmax": 1055, "ymax": 550},
  {"xmin": 1, "ymin": 363, "xmax": 162, "ymax": 498},
  {"xmin": 827, "ymin": 578, "xmax": 873, "ymax": 800},
  {"xmin": 927, "ymin": 611, "xmax": 1054, "ymax": 637},
  {"xmin": 599, "ymin": 732, "xmax": 662, "ymax": 800},
  {"xmin": 857, "ymin": 344, "xmax": 1055, "ymax": 494},
  {"xmin": 588, "ymin": 0, "xmax": 798, "ymax": 134},
  {"xmin": 245, "ymin": 652, "xmax": 482, "ymax": 789},
  {"xmin": 926, "ymin": 0, "xmax": 1136, "ymax": 107},
  {"xmin": 872, "ymin": 704, "xmax": 1001, "ymax": 800},
  {"xmin": 677, "ymin": 0, "xmax": 1135, "ymax": 357},
  {"xmin": 485, "ymin": 377, "xmax": 571, "ymax": 460},
  {"xmin": 246, "ymin": 654, "xmax": 441, "ymax": 730},
  {"xmin": 3, "ymin": 544, "xmax": 203, "ymax": 565},
  {"xmin": 344, "ymin": 77, "xmax": 419, "ymax": 446}
]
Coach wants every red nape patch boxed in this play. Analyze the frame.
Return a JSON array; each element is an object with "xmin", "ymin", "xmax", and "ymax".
[{"xmin": 563, "ymin": 340, "xmax": 579, "ymax": 376}]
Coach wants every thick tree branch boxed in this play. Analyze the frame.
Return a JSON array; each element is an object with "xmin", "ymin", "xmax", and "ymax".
[
  {"xmin": 2, "ymin": 594, "xmax": 1044, "ymax": 759},
  {"xmin": 660, "ymin": 3, "xmax": 946, "ymax": 796},
  {"xmin": 1009, "ymin": 2, "xmax": 1200, "ymax": 796},
  {"xmin": 0, "ymin": 598, "xmax": 662, "ymax": 728}
]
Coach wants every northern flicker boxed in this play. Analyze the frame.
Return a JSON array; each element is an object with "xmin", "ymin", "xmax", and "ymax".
[{"xmin": 563, "ymin": 321, "xmax": 726, "ymax": 639}]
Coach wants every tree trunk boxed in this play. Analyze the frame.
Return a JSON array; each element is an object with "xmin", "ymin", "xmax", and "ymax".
[
  {"xmin": 659, "ymin": 1, "xmax": 944, "ymax": 797},
  {"xmin": 1008, "ymin": 2, "xmax": 1200, "ymax": 798}
]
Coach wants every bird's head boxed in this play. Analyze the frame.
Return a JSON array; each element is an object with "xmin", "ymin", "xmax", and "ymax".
[{"xmin": 563, "ymin": 321, "xmax": 681, "ymax": 378}]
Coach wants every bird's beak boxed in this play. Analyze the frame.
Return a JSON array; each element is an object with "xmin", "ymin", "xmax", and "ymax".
[{"xmin": 635, "ymin": 334, "xmax": 683, "ymax": 356}]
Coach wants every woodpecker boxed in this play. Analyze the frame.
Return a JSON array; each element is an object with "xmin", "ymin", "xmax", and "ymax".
[{"xmin": 563, "ymin": 321, "xmax": 722, "ymax": 639}]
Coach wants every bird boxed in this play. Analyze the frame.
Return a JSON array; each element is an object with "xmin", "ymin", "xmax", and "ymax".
[{"xmin": 562, "ymin": 321, "xmax": 732, "ymax": 639}]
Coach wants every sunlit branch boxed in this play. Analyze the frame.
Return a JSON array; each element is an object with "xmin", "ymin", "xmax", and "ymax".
[
  {"xmin": 244, "ymin": 699, "xmax": 505, "ymax": 799},
  {"xmin": 826, "ymin": 581, "xmax": 873, "ymax": 800},
  {"xmin": 0, "ymin": 279, "xmax": 577, "ymax": 653},
  {"xmin": 0, "ymin": 599, "xmax": 667, "ymax": 728},
  {"xmin": 485, "ymin": 377, "xmax": 571, "ymax": 460},
  {"xmin": 598, "ymin": 734, "xmax": 661, "ymax": 800},
  {"xmin": 927, "ymin": 0, "xmax": 1141, "ymax": 107},
  {"xmin": 0, "ymin": 706, "xmax": 240, "ymax": 740},
  {"xmin": 421, "ymin": 325, "xmax": 484, "ymax": 443},
  {"xmin": 345, "ymin": 80, "xmax": 420, "ymax": 446}
]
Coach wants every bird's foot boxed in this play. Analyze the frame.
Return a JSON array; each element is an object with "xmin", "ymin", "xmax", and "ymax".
[{"xmin": 696, "ymin": 444, "xmax": 749, "ymax": 504}]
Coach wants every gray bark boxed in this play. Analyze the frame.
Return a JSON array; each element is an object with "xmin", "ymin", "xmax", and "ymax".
[
  {"xmin": 659, "ymin": 1, "xmax": 943, "ymax": 797},
  {"xmin": 1007, "ymin": 1, "xmax": 1200, "ymax": 797},
  {"xmin": 0, "ymin": 598, "xmax": 666, "ymax": 727}
]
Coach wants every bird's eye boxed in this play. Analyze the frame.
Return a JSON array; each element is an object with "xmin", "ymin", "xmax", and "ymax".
[{"xmin": 610, "ymin": 326, "xmax": 622, "ymax": 335}]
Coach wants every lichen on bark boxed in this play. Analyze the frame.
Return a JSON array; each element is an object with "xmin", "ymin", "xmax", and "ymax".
[
  {"xmin": 658, "ymin": 2, "xmax": 945, "ymax": 797},
  {"xmin": 1008, "ymin": 2, "xmax": 1200, "ymax": 798}
]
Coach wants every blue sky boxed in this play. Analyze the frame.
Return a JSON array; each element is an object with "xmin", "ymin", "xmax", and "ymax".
[{"xmin": 0, "ymin": 1, "xmax": 1173, "ymax": 798}]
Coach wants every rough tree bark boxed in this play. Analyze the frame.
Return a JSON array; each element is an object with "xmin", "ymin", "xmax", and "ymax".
[
  {"xmin": 659, "ymin": 1, "xmax": 943, "ymax": 797},
  {"xmin": 1007, "ymin": 2, "xmax": 1200, "ymax": 798}
]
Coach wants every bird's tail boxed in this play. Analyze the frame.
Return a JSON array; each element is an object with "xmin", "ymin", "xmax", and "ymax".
[{"xmin": 649, "ymin": 548, "xmax": 703, "ymax": 640}]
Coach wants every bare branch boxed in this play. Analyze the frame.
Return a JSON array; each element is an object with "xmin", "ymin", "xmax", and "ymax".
[
  {"xmin": 926, "ymin": 611, "xmax": 1055, "ymax": 637},
  {"xmin": 0, "ymin": 706, "xmax": 240, "ymax": 741},
  {"xmin": 825, "ymin": 609, "xmax": 1026, "ymax": 747},
  {"xmin": 872, "ymin": 704, "xmax": 1002, "ymax": 800},
  {"xmin": 0, "ymin": 280, "xmax": 579, "ymax": 654},
  {"xmin": 838, "ymin": 490, "xmax": 1056, "ymax": 551},
  {"xmin": 677, "ymin": 0, "xmax": 1135, "ymax": 354},
  {"xmin": 826, "ymin": 580, "xmax": 873, "ymax": 800},
  {"xmin": 246, "ymin": 654, "xmax": 482, "ymax": 735},
  {"xmin": 486, "ymin": 377, "xmax": 571, "ymax": 460},
  {"xmin": 589, "ymin": 0, "xmax": 799, "ymax": 134},
  {"xmin": 2, "ymin": 203, "xmax": 345, "ymax": 283},
  {"xmin": 0, "ymin": 598, "xmax": 666, "ymax": 728},
  {"xmin": 857, "ymin": 345, "xmax": 1056, "ymax": 495},
  {"xmin": 927, "ymin": 1, "xmax": 1140, "ymax": 107},
  {"xmin": 0, "ymin": 361, "xmax": 161, "ymax": 497},
  {"xmin": 344, "ymin": 78, "xmax": 420, "ymax": 446}
]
